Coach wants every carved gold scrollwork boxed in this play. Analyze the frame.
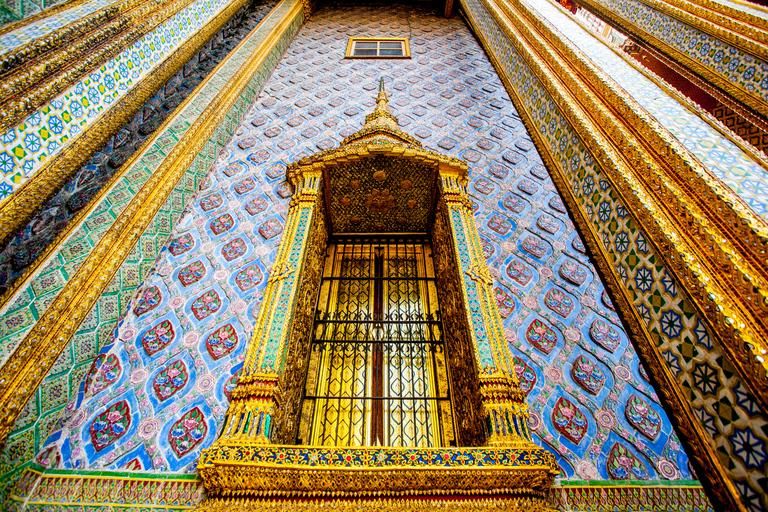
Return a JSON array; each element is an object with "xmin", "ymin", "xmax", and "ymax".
[{"xmin": 625, "ymin": 0, "xmax": 768, "ymax": 57}]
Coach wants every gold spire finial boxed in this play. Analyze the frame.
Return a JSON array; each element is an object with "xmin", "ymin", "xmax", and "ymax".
[{"xmin": 364, "ymin": 77, "xmax": 398, "ymax": 130}]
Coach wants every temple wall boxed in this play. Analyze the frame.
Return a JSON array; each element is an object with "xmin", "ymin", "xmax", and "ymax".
[{"xmin": 9, "ymin": 3, "xmax": 711, "ymax": 510}]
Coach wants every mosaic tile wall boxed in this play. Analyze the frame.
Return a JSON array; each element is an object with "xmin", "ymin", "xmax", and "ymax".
[
  {"xmin": 461, "ymin": 0, "xmax": 767, "ymax": 508},
  {"xmin": 32, "ymin": 3, "xmax": 695, "ymax": 494},
  {"xmin": 0, "ymin": 0, "xmax": 297, "ymax": 502},
  {"xmin": 0, "ymin": 0, "xmax": 276, "ymax": 297},
  {"xmin": 591, "ymin": 0, "xmax": 768, "ymax": 105},
  {"xmin": 530, "ymin": 1, "xmax": 768, "ymax": 215},
  {"xmin": 0, "ymin": 0, "xmax": 117, "ymax": 44},
  {"xmin": 0, "ymin": 0, "xmax": 235, "ymax": 198}
]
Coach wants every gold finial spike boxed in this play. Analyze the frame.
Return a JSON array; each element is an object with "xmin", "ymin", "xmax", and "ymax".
[{"xmin": 365, "ymin": 77, "xmax": 399, "ymax": 130}]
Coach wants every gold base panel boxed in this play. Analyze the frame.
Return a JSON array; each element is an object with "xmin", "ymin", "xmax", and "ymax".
[{"xmin": 195, "ymin": 496, "xmax": 558, "ymax": 511}]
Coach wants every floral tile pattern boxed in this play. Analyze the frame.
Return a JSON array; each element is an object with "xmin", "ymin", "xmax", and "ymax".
[
  {"xmin": 32, "ymin": 3, "xmax": 692, "ymax": 494},
  {"xmin": 594, "ymin": 0, "xmax": 768, "ymax": 104},
  {"xmin": 462, "ymin": 0, "xmax": 767, "ymax": 508},
  {"xmin": 0, "ymin": 0, "xmax": 117, "ymax": 50},
  {"xmin": 0, "ymin": 0, "xmax": 235, "ymax": 198},
  {"xmin": 530, "ymin": 0, "xmax": 768, "ymax": 220}
]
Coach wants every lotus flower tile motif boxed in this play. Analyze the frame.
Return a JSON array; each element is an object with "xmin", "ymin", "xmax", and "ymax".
[{"xmin": 526, "ymin": 319, "xmax": 558, "ymax": 354}]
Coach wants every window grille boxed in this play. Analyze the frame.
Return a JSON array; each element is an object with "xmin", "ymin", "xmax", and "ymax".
[{"xmin": 299, "ymin": 236, "xmax": 454, "ymax": 447}]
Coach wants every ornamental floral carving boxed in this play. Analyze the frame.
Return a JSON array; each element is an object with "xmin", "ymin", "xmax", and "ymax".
[
  {"xmin": 134, "ymin": 286, "xmax": 161, "ymax": 316},
  {"xmin": 169, "ymin": 407, "xmax": 208, "ymax": 458},
  {"xmin": 589, "ymin": 319, "xmax": 621, "ymax": 352},
  {"xmin": 90, "ymin": 400, "xmax": 131, "ymax": 451},
  {"xmin": 552, "ymin": 396, "xmax": 587, "ymax": 444},
  {"xmin": 544, "ymin": 288, "xmax": 574, "ymax": 317},
  {"xmin": 192, "ymin": 290, "xmax": 222, "ymax": 320},
  {"xmin": 211, "ymin": 214, "xmax": 235, "ymax": 235},
  {"xmin": 559, "ymin": 260, "xmax": 587, "ymax": 286},
  {"xmin": 169, "ymin": 233, "xmax": 195, "ymax": 256},
  {"xmin": 84, "ymin": 354, "xmax": 121, "ymax": 394},
  {"xmin": 153, "ymin": 360, "xmax": 189, "ymax": 401},
  {"xmin": 206, "ymin": 324, "xmax": 238, "ymax": 360},
  {"xmin": 526, "ymin": 319, "xmax": 557, "ymax": 354},
  {"xmin": 607, "ymin": 443, "xmax": 648, "ymax": 480},
  {"xmin": 494, "ymin": 287, "xmax": 516, "ymax": 318},
  {"xmin": 141, "ymin": 320, "xmax": 175, "ymax": 356},
  {"xmin": 625, "ymin": 394, "xmax": 661, "ymax": 440},
  {"xmin": 513, "ymin": 356, "xmax": 537, "ymax": 395},
  {"xmin": 178, "ymin": 260, "xmax": 206, "ymax": 287},
  {"xmin": 571, "ymin": 355, "xmax": 605, "ymax": 395},
  {"xmin": 222, "ymin": 238, "xmax": 247, "ymax": 260},
  {"xmin": 235, "ymin": 264, "xmax": 263, "ymax": 292},
  {"xmin": 507, "ymin": 259, "xmax": 533, "ymax": 286},
  {"xmin": 200, "ymin": 193, "xmax": 223, "ymax": 212},
  {"xmin": 364, "ymin": 189, "xmax": 396, "ymax": 214}
]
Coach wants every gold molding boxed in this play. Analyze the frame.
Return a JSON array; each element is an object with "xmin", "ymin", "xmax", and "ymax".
[
  {"xmin": 461, "ymin": 1, "xmax": 746, "ymax": 510},
  {"xmin": 0, "ymin": 2, "xmax": 119, "ymax": 67},
  {"xmin": 501, "ymin": 0, "xmax": 768, "ymax": 411},
  {"xmin": 0, "ymin": 0, "xmax": 195, "ymax": 132},
  {"xmin": 681, "ymin": 0, "xmax": 768, "ymax": 25},
  {"xmin": 0, "ymin": 0, "xmax": 303, "ymax": 443},
  {"xmin": 576, "ymin": 0, "xmax": 768, "ymax": 121},
  {"xmin": 635, "ymin": 37, "xmax": 768, "ymax": 136},
  {"xmin": 196, "ymin": 497, "xmax": 558, "ymax": 512},
  {"xmin": 631, "ymin": 0, "xmax": 768, "ymax": 56},
  {"xmin": 560, "ymin": 0, "xmax": 768, "ymax": 172},
  {"xmin": 0, "ymin": 0, "xmax": 258, "ymax": 284},
  {"xmin": 0, "ymin": 0, "xmax": 114, "ymax": 37}
]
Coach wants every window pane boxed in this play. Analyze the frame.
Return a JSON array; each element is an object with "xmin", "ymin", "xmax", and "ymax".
[
  {"xmin": 353, "ymin": 49, "xmax": 378, "ymax": 56},
  {"xmin": 379, "ymin": 49, "xmax": 403, "ymax": 56},
  {"xmin": 379, "ymin": 42, "xmax": 402, "ymax": 49},
  {"xmin": 355, "ymin": 41, "xmax": 378, "ymax": 49}
]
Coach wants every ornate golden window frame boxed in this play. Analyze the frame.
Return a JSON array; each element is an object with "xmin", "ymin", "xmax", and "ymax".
[{"xmin": 196, "ymin": 81, "xmax": 558, "ymax": 509}]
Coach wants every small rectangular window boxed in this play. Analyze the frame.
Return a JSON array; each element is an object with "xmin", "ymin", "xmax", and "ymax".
[{"xmin": 346, "ymin": 38, "xmax": 410, "ymax": 59}]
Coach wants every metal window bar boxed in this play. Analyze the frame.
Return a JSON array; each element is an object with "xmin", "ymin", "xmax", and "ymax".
[{"xmin": 299, "ymin": 236, "xmax": 454, "ymax": 448}]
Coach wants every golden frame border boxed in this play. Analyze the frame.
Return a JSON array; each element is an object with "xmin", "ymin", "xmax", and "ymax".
[
  {"xmin": 630, "ymin": 0, "xmax": 768, "ymax": 55},
  {"xmin": 556, "ymin": 0, "xmax": 768, "ymax": 174},
  {"xmin": 344, "ymin": 37, "xmax": 411, "ymax": 59}
]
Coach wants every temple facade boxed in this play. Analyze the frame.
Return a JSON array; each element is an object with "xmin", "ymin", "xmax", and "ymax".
[{"xmin": 0, "ymin": 0, "xmax": 766, "ymax": 510}]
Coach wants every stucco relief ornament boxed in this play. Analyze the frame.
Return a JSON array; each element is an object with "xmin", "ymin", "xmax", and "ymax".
[{"xmin": 365, "ymin": 189, "xmax": 396, "ymax": 214}]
